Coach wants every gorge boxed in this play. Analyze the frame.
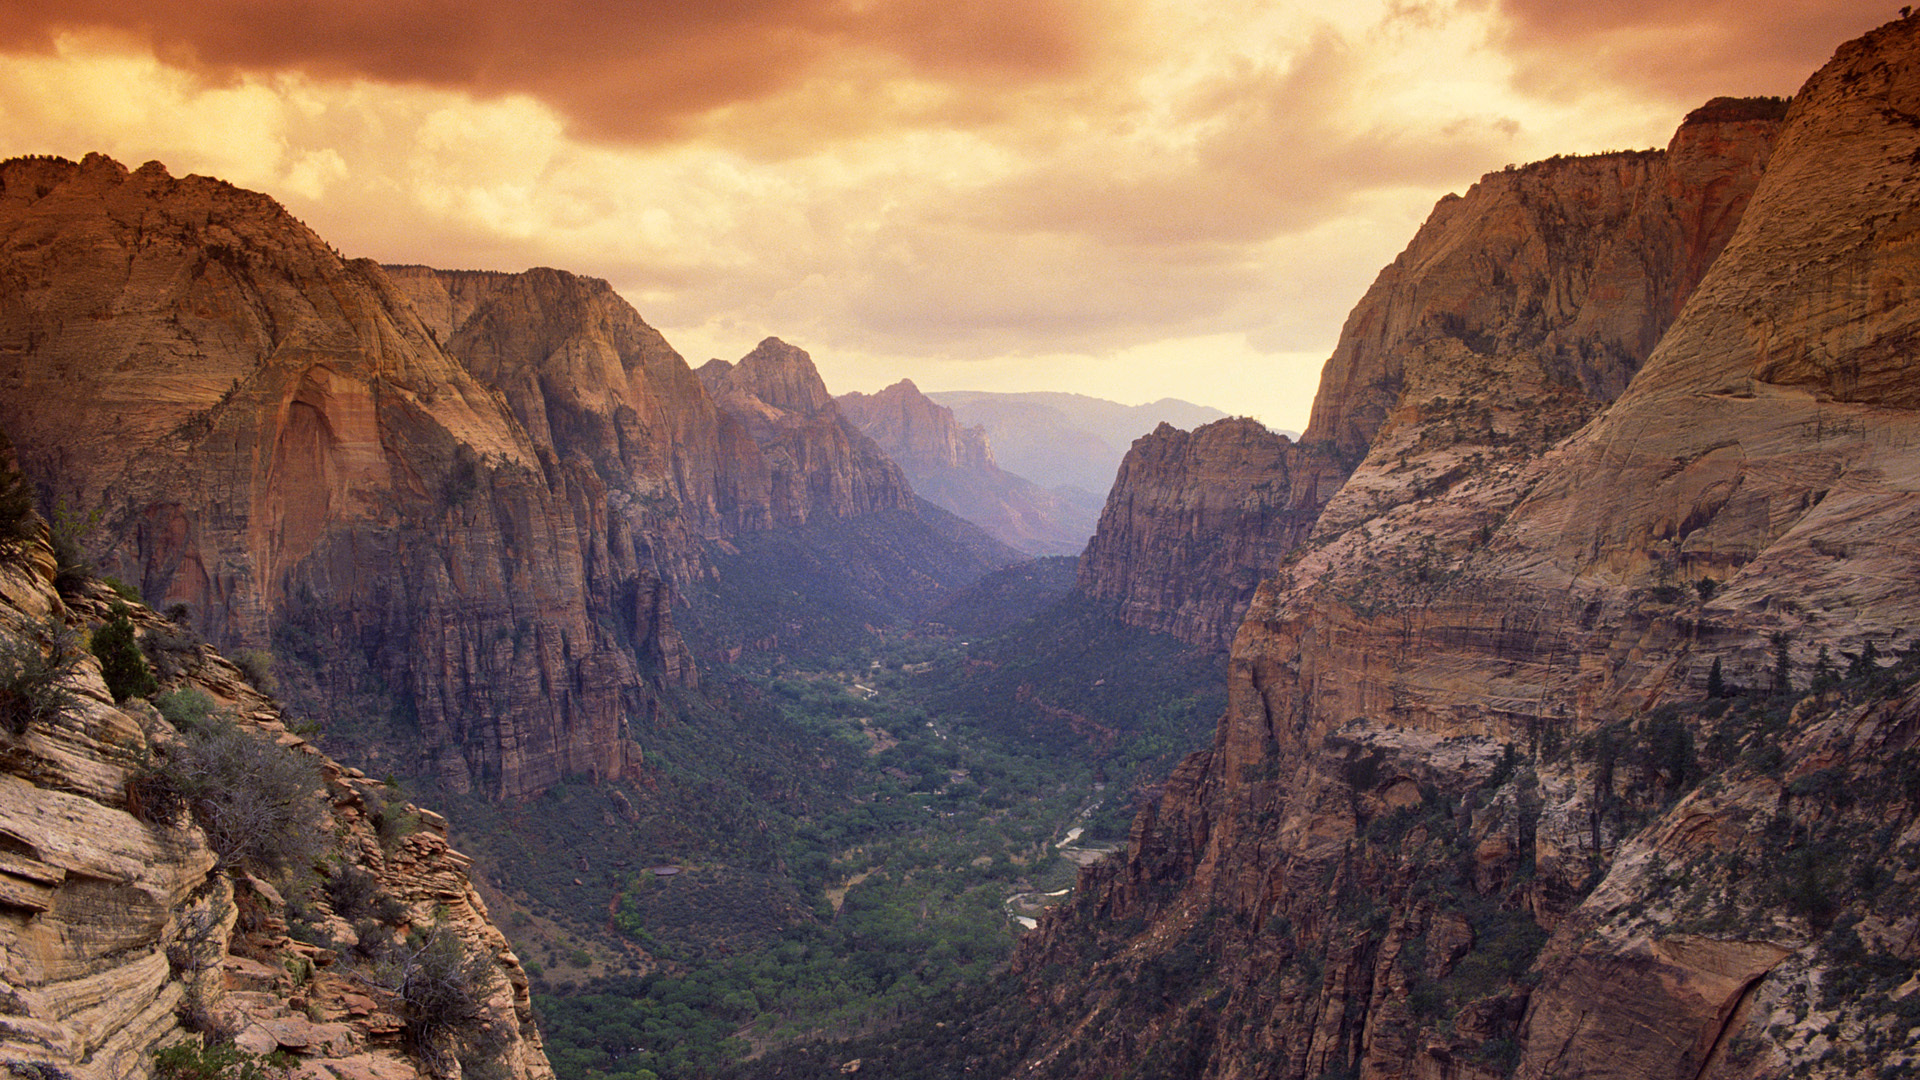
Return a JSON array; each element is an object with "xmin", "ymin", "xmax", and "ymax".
[{"xmin": 1, "ymin": 11, "xmax": 1919, "ymax": 1080}]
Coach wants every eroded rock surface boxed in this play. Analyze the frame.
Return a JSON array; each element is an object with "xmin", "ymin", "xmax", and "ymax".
[{"xmin": 995, "ymin": 21, "xmax": 1920, "ymax": 1080}]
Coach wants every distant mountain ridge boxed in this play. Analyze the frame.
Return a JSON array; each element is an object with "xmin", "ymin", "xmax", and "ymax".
[
  {"xmin": 839, "ymin": 380, "xmax": 1094, "ymax": 556},
  {"xmin": 926, "ymin": 390, "xmax": 1234, "ymax": 498}
]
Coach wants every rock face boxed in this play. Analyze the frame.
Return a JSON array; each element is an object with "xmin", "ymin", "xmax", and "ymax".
[
  {"xmin": 984, "ymin": 26, "xmax": 1920, "ymax": 1079},
  {"xmin": 696, "ymin": 339, "xmax": 917, "ymax": 528},
  {"xmin": 1064, "ymin": 96, "xmax": 1785, "ymax": 654},
  {"xmin": 0, "ymin": 518, "xmax": 550, "ymax": 1079},
  {"xmin": 0, "ymin": 160, "xmax": 996, "ymax": 799},
  {"xmin": 1074, "ymin": 418, "xmax": 1335, "ymax": 649},
  {"xmin": 839, "ymin": 379, "xmax": 1092, "ymax": 556}
]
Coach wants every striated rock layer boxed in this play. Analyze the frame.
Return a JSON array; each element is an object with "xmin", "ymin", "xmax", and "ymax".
[
  {"xmin": 1069, "ymin": 92, "xmax": 1783, "ymax": 655},
  {"xmin": 0, "ymin": 517, "xmax": 550, "ymax": 1079},
  {"xmin": 839, "ymin": 379, "xmax": 1093, "ymax": 556},
  {"xmin": 0, "ymin": 159, "xmax": 998, "ymax": 798},
  {"xmin": 1075, "ymin": 418, "xmax": 1335, "ymax": 649},
  {"xmin": 993, "ymin": 22, "xmax": 1920, "ymax": 1080}
]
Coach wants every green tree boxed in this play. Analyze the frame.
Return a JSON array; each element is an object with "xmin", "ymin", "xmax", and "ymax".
[{"xmin": 92, "ymin": 603, "xmax": 157, "ymax": 703}]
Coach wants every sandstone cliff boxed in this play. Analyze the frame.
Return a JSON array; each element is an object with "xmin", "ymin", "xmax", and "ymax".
[
  {"xmin": 0, "ymin": 160, "xmax": 1009, "ymax": 799},
  {"xmin": 839, "ymin": 380, "xmax": 1092, "ymax": 556},
  {"xmin": 696, "ymin": 338, "xmax": 917, "ymax": 529},
  {"xmin": 0, "ymin": 508, "xmax": 549, "ymax": 1079},
  {"xmin": 1074, "ymin": 418, "xmax": 1334, "ymax": 649},
  {"xmin": 988, "ymin": 23, "xmax": 1920, "ymax": 1079},
  {"xmin": 1064, "ymin": 95, "xmax": 1784, "ymax": 655}
]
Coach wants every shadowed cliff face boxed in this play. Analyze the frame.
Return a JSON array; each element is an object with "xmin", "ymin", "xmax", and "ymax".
[
  {"xmin": 990, "ymin": 24, "xmax": 1920, "ymax": 1077},
  {"xmin": 839, "ymin": 379, "xmax": 1094, "ymax": 556},
  {"xmin": 0, "ymin": 154, "xmax": 659, "ymax": 799},
  {"xmin": 1075, "ymin": 418, "xmax": 1335, "ymax": 650},
  {"xmin": 697, "ymin": 337, "xmax": 918, "ymax": 530},
  {"xmin": 0, "ymin": 162, "xmax": 987, "ymax": 799}
]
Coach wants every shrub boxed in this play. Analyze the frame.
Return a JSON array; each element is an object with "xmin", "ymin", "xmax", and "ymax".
[
  {"xmin": 91, "ymin": 604, "xmax": 156, "ymax": 703},
  {"xmin": 0, "ymin": 454, "xmax": 36, "ymax": 554},
  {"xmin": 374, "ymin": 924, "xmax": 495, "ymax": 1064},
  {"xmin": 324, "ymin": 863, "xmax": 408, "ymax": 925},
  {"xmin": 154, "ymin": 687, "xmax": 218, "ymax": 732},
  {"xmin": 231, "ymin": 649, "xmax": 275, "ymax": 694},
  {"xmin": 0, "ymin": 618, "xmax": 82, "ymax": 735},
  {"xmin": 151, "ymin": 1040, "xmax": 294, "ymax": 1080},
  {"xmin": 149, "ymin": 714, "xmax": 324, "ymax": 873}
]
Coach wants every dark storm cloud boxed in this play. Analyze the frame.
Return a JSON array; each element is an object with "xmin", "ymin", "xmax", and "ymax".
[{"xmin": 0, "ymin": 0, "xmax": 1115, "ymax": 143}]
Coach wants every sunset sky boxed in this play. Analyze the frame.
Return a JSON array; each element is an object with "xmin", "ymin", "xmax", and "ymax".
[{"xmin": 0, "ymin": 1, "xmax": 1887, "ymax": 431}]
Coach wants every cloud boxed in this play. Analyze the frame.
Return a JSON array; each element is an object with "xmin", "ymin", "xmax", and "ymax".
[
  {"xmin": 1483, "ymin": 0, "xmax": 1891, "ymax": 104},
  {"xmin": 0, "ymin": 0, "xmax": 1125, "ymax": 147}
]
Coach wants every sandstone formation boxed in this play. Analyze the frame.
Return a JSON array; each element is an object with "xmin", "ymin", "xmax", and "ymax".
[
  {"xmin": 992, "ymin": 21, "xmax": 1920, "ymax": 1079},
  {"xmin": 696, "ymin": 338, "xmax": 916, "ymax": 528},
  {"xmin": 839, "ymin": 379, "xmax": 1092, "ymax": 556},
  {"xmin": 0, "ymin": 159, "xmax": 1003, "ymax": 798},
  {"xmin": 1064, "ymin": 94, "xmax": 1785, "ymax": 654},
  {"xmin": 1074, "ymin": 418, "xmax": 1333, "ymax": 649},
  {"xmin": 0, "ymin": 515, "xmax": 549, "ymax": 1079}
]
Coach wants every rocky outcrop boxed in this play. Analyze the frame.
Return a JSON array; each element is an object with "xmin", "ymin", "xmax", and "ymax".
[
  {"xmin": 0, "ymin": 517, "xmax": 549, "ymax": 1079},
  {"xmin": 839, "ymin": 380, "xmax": 1092, "ymax": 556},
  {"xmin": 1074, "ymin": 418, "xmax": 1337, "ymax": 649},
  {"xmin": 988, "ymin": 22, "xmax": 1920, "ymax": 1078},
  {"xmin": 695, "ymin": 338, "xmax": 917, "ymax": 530},
  {"xmin": 0, "ymin": 160, "xmax": 1010, "ymax": 798},
  {"xmin": 1063, "ymin": 97, "xmax": 1785, "ymax": 655}
]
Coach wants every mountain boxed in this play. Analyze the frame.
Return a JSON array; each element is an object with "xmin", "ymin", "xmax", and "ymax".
[
  {"xmin": 927, "ymin": 390, "xmax": 1231, "ymax": 502},
  {"xmin": 0, "ymin": 493, "xmax": 549, "ymax": 1078},
  {"xmin": 0, "ymin": 158, "xmax": 1007, "ymax": 799},
  {"xmin": 1064, "ymin": 91, "xmax": 1784, "ymax": 656},
  {"xmin": 1074, "ymin": 417, "xmax": 1338, "ymax": 649},
  {"xmin": 982, "ymin": 22, "xmax": 1920, "ymax": 1080},
  {"xmin": 839, "ymin": 379, "xmax": 1093, "ymax": 556}
]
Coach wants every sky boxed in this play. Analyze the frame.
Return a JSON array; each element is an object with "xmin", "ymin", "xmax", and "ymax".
[{"xmin": 0, "ymin": 1, "xmax": 1889, "ymax": 432}]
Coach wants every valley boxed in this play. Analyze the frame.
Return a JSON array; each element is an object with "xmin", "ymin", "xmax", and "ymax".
[{"xmin": 0, "ymin": 12, "xmax": 1919, "ymax": 1080}]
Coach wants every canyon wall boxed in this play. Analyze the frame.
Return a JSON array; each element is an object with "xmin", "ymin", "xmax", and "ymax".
[
  {"xmin": 1067, "ymin": 92, "xmax": 1785, "ymax": 654},
  {"xmin": 0, "ymin": 516, "xmax": 548, "ymax": 1079},
  {"xmin": 995, "ymin": 22, "xmax": 1920, "ymax": 1079},
  {"xmin": 0, "ymin": 160, "xmax": 995, "ymax": 799}
]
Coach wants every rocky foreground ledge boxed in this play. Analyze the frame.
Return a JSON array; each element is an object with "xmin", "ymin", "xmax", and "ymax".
[{"xmin": 0, "ymin": 512, "xmax": 552, "ymax": 1079}]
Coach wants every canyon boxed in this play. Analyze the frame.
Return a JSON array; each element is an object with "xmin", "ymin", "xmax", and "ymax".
[
  {"xmin": 0, "ymin": 11, "xmax": 1918, "ymax": 1080},
  {"xmin": 988, "ymin": 17, "xmax": 1920, "ymax": 1080},
  {"xmin": 0, "ymin": 168, "xmax": 1011, "ymax": 799}
]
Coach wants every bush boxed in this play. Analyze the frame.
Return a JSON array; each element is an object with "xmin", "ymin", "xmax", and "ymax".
[
  {"xmin": 0, "ymin": 455, "xmax": 36, "ymax": 554},
  {"xmin": 376, "ymin": 925, "xmax": 495, "ymax": 1065},
  {"xmin": 148, "ymin": 714, "xmax": 325, "ymax": 873},
  {"xmin": 154, "ymin": 688, "xmax": 218, "ymax": 731},
  {"xmin": 92, "ymin": 604, "xmax": 156, "ymax": 703},
  {"xmin": 151, "ymin": 1041, "xmax": 293, "ymax": 1080},
  {"xmin": 232, "ymin": 649, "xmax": 275, "ymax": 694},
  {"xmin": 324, "ymin": 863, "xmax": 408, "ymax": 925},
  {"xmin": 0, "ymin": 618, "xmax": 82, "ymax": 735}
]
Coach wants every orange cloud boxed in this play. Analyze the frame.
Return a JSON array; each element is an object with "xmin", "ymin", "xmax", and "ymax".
[
  {"xmin": 1484, "ymin": 0, "xmax": 1890, "ymax": 102},
  {"xmin": 0, "ymin": 0, "xmax": 1120, "ymax": 144}
]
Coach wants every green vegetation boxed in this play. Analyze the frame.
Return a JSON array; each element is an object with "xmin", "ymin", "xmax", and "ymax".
[
  {"xmin": 411, "ymin": 586, "xmax": 1225, "ymax": 1080},
  {"xmin": 0, "ymin": 617, "xmax": 81, "ymax": 735},
  {"xmin": 91, "ymin": 603, "xmax": 157, "ymax": 703},
  {"xmin": 134, "ymin": 702, "xmax": 325, "ymax": 872},
  {"xmin": 151, "ymin": 1041, "xmax": 294, "ymax": 1080}
]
